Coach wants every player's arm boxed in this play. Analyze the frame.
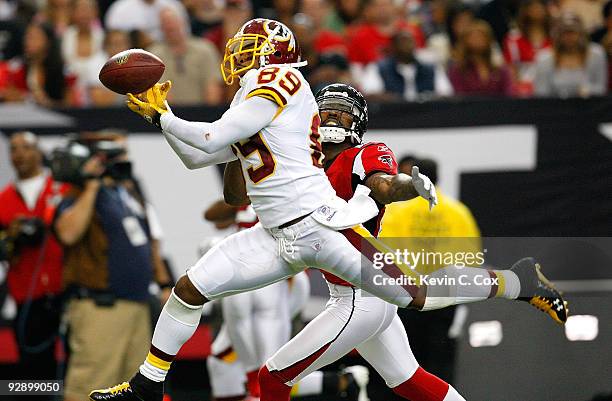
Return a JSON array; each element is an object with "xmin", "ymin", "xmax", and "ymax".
[
  {"xmin": 223, "ymin": 160, "xmax": 250, "ymax": 206},
  {"xmin": 126, "ymin": 81, "xmax": 234, "ymax": 167},
  {"xmin": 366, "ymin": 166, "xmax": 438, "ymax": 209},
  {"xmin": 160, "ymin": 96, "xmax": 277, "ymax": 154},
  {"xmin": 366, "ymin": 172, "xmax": 418, "ymax": 205},
  {"xmin": 127, "ymin": 81, "xmax": 278, "ymax": 154},
  {"xmin": 163, "ymin": 130, "xmax": 236, "ymax": 169}
]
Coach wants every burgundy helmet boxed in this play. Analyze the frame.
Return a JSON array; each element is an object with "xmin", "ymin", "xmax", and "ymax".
[{"xmin": 221, "ymin": 18, "xmax": 305, "ymax": 85}]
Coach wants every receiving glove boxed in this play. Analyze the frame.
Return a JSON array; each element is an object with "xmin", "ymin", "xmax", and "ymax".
[
  {"xmin": 126, "ymin": 81, "xmax": 172, "ymax": 127},
  {"xmin": 411, "ymin": 166, "xmax": 438, "ymax": 210}
]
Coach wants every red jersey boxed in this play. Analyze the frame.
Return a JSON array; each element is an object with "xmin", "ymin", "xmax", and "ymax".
[
  {"xmin": 322, "ymin": 142, "xmax": 398, "ymax": 286},
  {"xmin": 0, "ymin": 176, "xmax": 69, "ymax": 303},
  {"xmin": 502, "ymin": 31, "xmax": 551, "ymax": 64}
]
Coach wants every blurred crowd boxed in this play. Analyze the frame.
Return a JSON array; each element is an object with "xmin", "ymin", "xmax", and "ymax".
[{"xmin": 1, "ymin": 0, "xmax": 612, "ymax": 107}]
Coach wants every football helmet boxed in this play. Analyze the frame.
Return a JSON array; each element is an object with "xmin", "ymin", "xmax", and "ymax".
[
  {"xmin": 221, "ymin": 18, "xmax": 305, "ymax": 85},
  {"xmin": 315, "ymin": 83, "xmax": 368, "ymax": 144}
]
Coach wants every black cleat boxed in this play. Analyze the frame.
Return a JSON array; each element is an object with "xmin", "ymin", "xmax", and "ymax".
[
  {"xmin": 89, "ymin": 372, "xmax": 163, "ymax": 401},
  {"xmin": 510, "ymin": 257, "xmax": 569, "ymax": 324}
]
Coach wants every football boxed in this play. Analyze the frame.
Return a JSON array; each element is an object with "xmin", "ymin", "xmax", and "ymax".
[{"xmin": 98, "ymin": 49, "xmax": 165, "ymax": 95}]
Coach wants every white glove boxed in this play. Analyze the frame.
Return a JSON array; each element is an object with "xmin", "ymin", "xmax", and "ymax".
[{"xmin": 411, "ymin": 166, "xmax": 438, "ymax": 210}]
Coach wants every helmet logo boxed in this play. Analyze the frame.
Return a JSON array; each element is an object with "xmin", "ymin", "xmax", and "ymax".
[{"xmin": 263, "ymin": 20, "xmax": 295, "ymax": 50}]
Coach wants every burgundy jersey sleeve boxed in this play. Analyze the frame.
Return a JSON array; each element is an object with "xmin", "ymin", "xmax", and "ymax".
[{"xmin": 352, "ymin": 143, "xmax": 398, "ymax": 182}]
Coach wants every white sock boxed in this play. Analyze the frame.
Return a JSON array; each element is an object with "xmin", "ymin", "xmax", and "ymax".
[
  {"xmin": 139, "ymin": 289, "xmax": 203, "ymax": 382},
  {"xmin": 495, "ymin": 270, "xmax": 520, "ymax": 299},
  {"xmin": 421, "ymin": 266, "xmax": 520, "ymax": 311}
]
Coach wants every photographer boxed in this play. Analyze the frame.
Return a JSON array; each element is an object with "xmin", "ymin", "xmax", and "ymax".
[
  {"xmin": 51, "ymin": 133, "xmax": 171, "ymax": 401},
  {"xmin": 0, "ymin": 131, "xmax": 68, "ymax": 386}
]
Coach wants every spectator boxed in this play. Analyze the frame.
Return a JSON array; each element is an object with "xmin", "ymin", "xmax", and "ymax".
[
  {"xmin": 291, "ymin": 0, "xmax": 347, "ymax": 80},
  {"xmin": 422, "ymin": 4, "xmax": 475, "ymax": 67},
  {"xmin": 53, "ymin": 133, "xmax": 171, "ymax": 401},
  {"xmin": 0, "ymin": 18, "xmax": 21, "ymax": 60},
  {"xmin": 0, "ymin": 1, "xmax": 37, "ymax": 61},
  {"xmin": 381, "ymin": 157, "xmax": 481, "ymax": 389},
  {"xmin": 503, "ymin": 0, "xmax": 552, "ymax": 95},
  {"xmin": 299, "ymin": 0, "xmax": 346, "ymax": 54},
  {"xmin": 270, "ymin": 0, "xmax": 299, "ymax": 26},
  {"xmin": 149, "ymin": 8, "xmax": 222, "ymax": 105},
  {"xmin": 89, "ymin": 30, "xmax": 132, "ymax": 107},
  {"xmin": 534, "ymin": 13, "xmax": 607, "ymax": 97},
  {"xmin": 0, "ymin": 21, "xmax": 73, "ymax": 106},
  {"xmin": 204, "ymin": 0, "xmax": 252, "ymax": 55},
  {"xmin": 35, "ymin": 0, "xmax": 71, "ymax": 35},
  {"xmin": 602, "ymin": 31, "xmax": 612, "ymax": 90},
  {"xmin": 476, "ymin": 0, "xmax": 521, "ymax": 45},
  {"xmin": 183, "ymin": 0, "xmax": 224, "ymax": 38},
  {"xmin": 559, "ymin": 0, "xmax": 607, "ymax": 33},
  {"xmin": 62, "ymin": 0, "xmax": 105, "ymax": 106},
  {"xmin": 309, "ymin": 52, "xmax": 354, "ymax": 93},
  {"xmin": 448, "ymin": 20, "xmax": 513, "ymax": 97},
  {"xmin": 334, "ymin": 0, "xmax": 365, "ymax": 29},
  {"xmin": 446, "ymin": 4, "xmax": 476, "ymax": 52},
  {"xmin": 202, "ymin": 0, "xmax": 252, "ymax": 101},
  {"xmin": 359, "ymin": 30, "xmax": 453, "ymax": 101},
  {"xmin": 423, "ymin": 0, "xmax": 450, "ymax": 38},
  {"xmin": 104, "ymin": 0, "xmax": 190, "ymax": 42},
  {"xmin": 130, "ymin": 28, "xmax": 155, "ymax": 49},
  {"xmin": 590, "ymin": 0, "xmax": 612, "ymax": 43},
  {"xmin": 0, "ymin": 132, "xmax": 68, "ymax": 391},
  {"xmin": 346, "ymin": 0, "xmax": 425, "ymax": 65}
]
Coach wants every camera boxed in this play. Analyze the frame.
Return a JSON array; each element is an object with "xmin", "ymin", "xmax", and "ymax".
[
  {"xmin": 0, "ymin": 217, "xmax": 45, "ymax": 260},
  {"xmin": 50, "ymin": 139, "xmax": 133, "ymax": 185}
]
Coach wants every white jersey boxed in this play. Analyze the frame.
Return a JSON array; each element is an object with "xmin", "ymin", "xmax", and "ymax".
[{"xmin": 229, "ymin": 66, "xmax": 336, "ymax": 228}]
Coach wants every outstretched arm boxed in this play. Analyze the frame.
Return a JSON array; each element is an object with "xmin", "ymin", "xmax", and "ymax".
[
  {"xmin": 163, "ymin": 130, "xmax": 236, "ymax": 169},
  {"xmin": 366, "ymin": 166, "xmax": 438, "ymax": 209},
  {"xmin": 160, "ymin": 96, "xmax": 278, "ymax": 154},
  {"xmin": 127, "ymin": 81, "xmax": 278, "ymax": 155},
  {"xmin": 365, "ymin": 172, "xmax": 419, "ymax": 205}
]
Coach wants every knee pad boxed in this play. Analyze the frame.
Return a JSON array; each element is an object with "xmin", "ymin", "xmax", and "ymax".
[{"xmin": 165, "ymin": 289, "xmax": 204, "ymax": 326}]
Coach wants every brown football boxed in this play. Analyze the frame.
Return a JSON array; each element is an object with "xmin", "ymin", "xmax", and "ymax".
[{"xmin": 99, "ymin": 49, "xmax": 165, "ymax": 95}]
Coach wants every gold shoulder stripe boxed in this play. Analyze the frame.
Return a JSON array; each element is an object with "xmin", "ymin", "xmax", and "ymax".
[{"xmin": 247, "ymin": 86, "xmax": 288, "ymax": 107}]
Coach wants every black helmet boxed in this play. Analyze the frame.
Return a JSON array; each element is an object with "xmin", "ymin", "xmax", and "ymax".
[{"xmin": 315, "ymin": 83, "xmax": 368, "ymax": 144}]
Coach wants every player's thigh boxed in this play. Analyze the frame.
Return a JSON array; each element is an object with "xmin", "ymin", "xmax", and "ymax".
[
  {"xmin": 308, "ymin": 226, "xmax": 415, "ymax": 307},
  {"xmin": 266, "ymin": 289, "xmax": 394, "ymax": 385},
  {"xmin": 356, "ymin": 313, "xmax": 419, "ymax": 388},
  {"xmin": 187, "ymin": 224, "xmax": 297, "ymax": 300}
]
